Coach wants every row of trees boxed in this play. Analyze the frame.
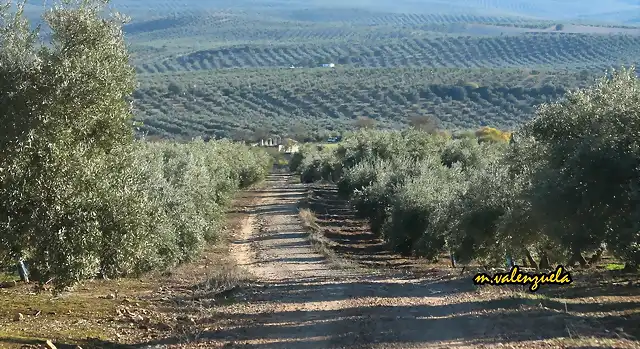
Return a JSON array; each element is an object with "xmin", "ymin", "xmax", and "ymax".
[
  {"xmin": 132, "ymin": 67, "xmax": 590, "ymax": 140},
  {"xmin": 0, "ymin": 0, "xmax": 272, "ymax": 289},
  {"xmin": 159, "ymin": 80, "xmax": 568, "ymax": 104},
  {"xmin": 137, "ymin": 32, "xmax": 640, "ymax": 73},
  {"xmin": 292, "ymin": 67, "xmax": 640, "ymax": 270}
]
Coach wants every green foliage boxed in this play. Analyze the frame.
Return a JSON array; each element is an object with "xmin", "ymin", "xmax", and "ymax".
[
  {"xmin": 0, "ymin": 0, "xmax": 141, "ymax": 285},
  {"xmin": 292, "ymin": 66, "xmax": 640, "ymax": 270},
  {"xmin": 129, "ymin": 138, "xmax": 271, "ymax": 269},
  {"xmin": 0, "ymin": 1, "xmax": 271, "ymax": 289},
  {"xmin": 521, "ymin": 66, "xmax": 640, "ymax": 268},
  {"xmin": 446, "ymin": 154, "xmax": 514, "ymax": 265},
  {"xmin": 441, "ymin": 138, "xmax": 484, "ymax": 169},
  {"xmin": 297, "ymin": 146, "xmax": 340, "ymax": 183},
  {"xmin": 131, "ymin": 66, "xmax": 599, "ymax": 140},
  {"xmin": 289, "ymin": 151, "xmax": 305, "ymax": 173},
  {"xmin": 384, "ymin": 158, "xmax": 466, "ymax": 258}
]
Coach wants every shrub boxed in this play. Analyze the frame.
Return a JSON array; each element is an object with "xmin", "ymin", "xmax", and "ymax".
[
  {"xmin": 383, "ymin": 156, "xmax": 467, "ymax": 258},
  {"xmin": 475, "ymin": 126, "xmax": 512, "ymax": 143},
  {"xmin": 289, "ymin": 151, "xmax": 304, "ymax": 172},
  {"xmin": 351, "ymin": 155, "xmax": 426, "ymax": 237}
]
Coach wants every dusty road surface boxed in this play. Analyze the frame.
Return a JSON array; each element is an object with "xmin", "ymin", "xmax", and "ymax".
[
  {"xmin": 175, "ymin": 173, "xmax": 638, "ymax": 349},
  {"xmin": 216, "ymin": 173, "xmax": 480, "ymax": 349}
]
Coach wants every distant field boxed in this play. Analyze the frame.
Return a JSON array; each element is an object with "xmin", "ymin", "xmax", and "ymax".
[
  {"xmin": 122, "ymin": 12, "xmax": 640, "ymax": 49},
  {"xmin": 99, "ymin": 0, "xmax": 640, "ymax": 24},
  {"xmin": 132, "ymin": 67, "xmax": 598, "ymax": 139},
  {"xmin": 20, "ymin": 0, "xmax": 639, "ymax": 140},
  {"xmin": 130, "ymin": 33, "xmax": 640, "ymax": 73}
]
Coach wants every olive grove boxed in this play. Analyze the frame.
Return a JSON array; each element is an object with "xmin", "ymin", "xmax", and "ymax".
[{"xmin": 294, "ymin": 68, "xmax": 640, "ymax": 271}]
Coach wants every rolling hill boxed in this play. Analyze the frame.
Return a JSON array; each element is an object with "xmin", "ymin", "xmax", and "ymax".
[{"xmin": 19, "ymin": 0, "xmax": 640, "ymax": 140}]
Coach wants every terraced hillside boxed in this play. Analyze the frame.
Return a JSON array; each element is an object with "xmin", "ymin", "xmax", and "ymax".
[
  {"xmin": 125, "ymin": 10, "xmax": 640, "ymax": 69},
  {"xmin": 123, "ymin": 12, "xmax": 618, "ymax": 41},
  {"xmin": 125, "ymin": 15, "xmax": 417, "ymax": 47},
  {"xmin": 104, "ymin": 0, "xmax": 640, "ymax": 23}
]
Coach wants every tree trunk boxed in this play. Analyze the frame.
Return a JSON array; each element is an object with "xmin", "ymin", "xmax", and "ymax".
[
  {"xmin": 29, "ymin": 265, "xmax": 44, "ymax": 283},
  {"xmin": 567, "ymin": 249, "xmax": 587, "ymax": 268},
  {"xmin": 588, "ymin": 249, "xmax": 604, "ymax": 264},
  {"xmin": 539, "ymin": 250, "xmax": 550, "ymax": 269},
  {"xmin": 506, "ymin": 255, "xmax": 514, "ymax": 268},
  {"xmin": 525, "ymin": 249, "xmax": 538, "ymax": 269},
  {"xmin": 622, "ymin": 262, "xmax": 638, "ymax": 273}
]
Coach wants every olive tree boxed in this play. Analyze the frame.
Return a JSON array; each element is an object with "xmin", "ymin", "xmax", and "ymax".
[
  {"xmin": 384, "ymin": 156, "xmax": 466, "ymax": 258},
  {"xmin": 522, "ymin": 67, "xmax": 640, "ymax": 270},
  {"xmin": 498, "ymin": 134, "xmax": 556, "ymax": 268},
  {"xmin": 0, "ymin": 0, "xmax": 148, "ymax": 286}
]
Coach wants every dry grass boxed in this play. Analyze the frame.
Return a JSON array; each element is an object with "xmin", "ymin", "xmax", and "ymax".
[{"xmin": 297, "ymin": 194, "xmax": 358, "ymax": 270}]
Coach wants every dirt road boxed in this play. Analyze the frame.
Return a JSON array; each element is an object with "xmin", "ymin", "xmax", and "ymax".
[
  {"xmin": 218, "ymin": 173, "xmax": 471, "ymax": 348},
  {"xmin": 191, "ymin": 173, "xmax": 638, "ymax": 349}
]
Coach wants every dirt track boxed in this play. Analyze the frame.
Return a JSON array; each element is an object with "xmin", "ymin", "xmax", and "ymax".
[
  {"xmin": 226, "ymin": 173, "xmax": 474, "ymax": 349},
  {"xmin": 192, "ymin": 173, "xmax": 639, "ymax": 349}
]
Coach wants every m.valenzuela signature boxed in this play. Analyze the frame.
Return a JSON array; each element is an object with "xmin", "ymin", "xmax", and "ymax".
[{"xmin": 473, "ymin": 265, "xmax": 572, "ymax": 292}]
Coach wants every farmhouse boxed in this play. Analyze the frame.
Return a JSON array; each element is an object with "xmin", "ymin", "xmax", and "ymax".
[
  {"xmin": 321, "ymin": 63, "xmax": 335, "ymax": 68},
  {"xmin": 252, "ymin": 137, "xmax": 299, "ymax": 154}
]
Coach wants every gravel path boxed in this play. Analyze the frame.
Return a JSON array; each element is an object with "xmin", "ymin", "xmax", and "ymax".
[{"xmin": 223, "ymin": 173, "xmax": 487, "ymax": 349}]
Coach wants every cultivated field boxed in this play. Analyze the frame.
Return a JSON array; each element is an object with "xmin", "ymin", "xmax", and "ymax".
[
  {"xmin": 90, "ymin": 0, "xmax": 640, "ymax": 140},
  {"xmin": 132, "ymin": 67, "xmax": 596, "ymax": 139},
  {"xmin": 1, "ymin": 1, "xmax": 640, "ymax": 348}
]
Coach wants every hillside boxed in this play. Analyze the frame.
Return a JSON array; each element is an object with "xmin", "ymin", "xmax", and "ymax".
[
  {"xmin": 106, "ymin": 0, "xmax": 640, "ymax": 23},
  {"xmin": 22, "ymin": 0, "xmax": 640, "ymax": 139},
  {"xmin": 133, "ymin": 68, "xmax": 598, "ymax": 139},
  {"xmin": 131, "ymin": 33, "xmax": 640, "ymax": 72}
]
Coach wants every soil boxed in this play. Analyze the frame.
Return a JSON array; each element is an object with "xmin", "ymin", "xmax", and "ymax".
[
  {"xmin": 0, "ymin": 189, "xmax": 262, "ymax": 349},
  {"xmin": 147, "ymin": 173, "xmax": 640, "ymax": 349},
  {"xmin": 2, "ymin": 172, "xmax": 639, "ymax": 349}
]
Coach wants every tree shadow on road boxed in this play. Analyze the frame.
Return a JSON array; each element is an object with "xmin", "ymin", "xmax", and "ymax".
[
  {"xmin": 128, "ymin": 175, "xmax": 640, "ymax": 349},
  {"xmin": 131, "ymin": 254, "xmax": 640, "ymax": 347},
  {"xmin": 133, "ymin": 273, "xmax": 640, "ymax": 348}
]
